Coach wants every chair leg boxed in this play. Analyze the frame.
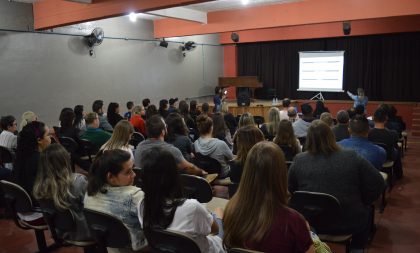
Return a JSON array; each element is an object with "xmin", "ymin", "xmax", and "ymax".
[
  {"xmin": 380, "ymin": 188, "xmax": 387, "ymax": 213},
  {"xmin": 34, "ymin": 229, "xmax": 47, "ymax": 252}
]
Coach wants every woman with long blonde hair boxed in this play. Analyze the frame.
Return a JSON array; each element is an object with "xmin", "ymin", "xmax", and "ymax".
[
  {"xmin": 224, "ymin": 141, "xmax": 314, "ymax": 253},
  {"xmin": 19, "ymin": 111, "xmax": 37, "ymax": 131},
  {"xmin": 260, "ymin": 107, "xmax": 280, "ymax": 141},
  {"xmin": 101, "ymin": 120, "xmax": 134, "ymax": 159}
]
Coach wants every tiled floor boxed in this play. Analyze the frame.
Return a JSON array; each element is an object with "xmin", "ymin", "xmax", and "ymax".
[{"xmin": 1, "ymin": 136, "xmax": 420, "ymax": 253}]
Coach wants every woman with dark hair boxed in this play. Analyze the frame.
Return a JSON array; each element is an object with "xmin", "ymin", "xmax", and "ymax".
[
  {"xmin": 84, "ymin": 149, "xmax": 146, "ymax": 252},
  {"xmin": 178, "ymin": 100, "xmax": 196, "ymax": 130},
  {"xmin": 189, "ymin": 100, "xmax": 201, "ymax": 122},
  {"xmin": 224, "ymin": 142, "xmax": 314, "ymax": 253},
  {"xmin": 73, "ymin": 105, "xmax": 86, "ymax": 131},
  {"xmin": 312, "ymin": 100, "xmax": 330, "ymax": 119},
  {"xmin": 145, "ymin": 104, "xmax": 158, "ymax": 120},
  {"xmin": 221, "ymin": 103, "xmax": 236, "ymax": 136},
  {"xmin": 273, "ymin": 119, "xmax": 301, "ymax": 161},
  {"xmin": 212, "ymin": 113, "xmax": 233, "ymax": 149},
  {"xmin": 13, "ymin": 121, "xmax": 51, "ymax": 225},
  {"xmin": 158, "ymin": 99, "xmax": 169, "ymax": 119},
  {"xmin": 166, "ymin": 113, "xmax": 194, "ymax": 162},
  {"xmin": 33, "ymin": 144, "xmax": 91, "ymax": 241},
  {"xmin": 107, "ymin": 102, "xmax": 124, "ymax": 128},
  {"xmin": 288, "ymin": 120, "xmax": 384, "ymax": 252},
  {"xmin": 229, "ymin": 125, "xmax": 264, "ymax": 184},
  {"xmin": 138, "ymin": 146, "xmax": 224, "ymax": 253}
]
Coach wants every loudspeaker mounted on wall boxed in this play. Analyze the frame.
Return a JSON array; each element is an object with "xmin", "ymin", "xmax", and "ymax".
[
  {"xmin": 343, "ymin": 21, "xmax": 351, "ymax": 36},
  {"xmin": 231, "ymin": 32, "xmax": 240, "ymax": 43}
]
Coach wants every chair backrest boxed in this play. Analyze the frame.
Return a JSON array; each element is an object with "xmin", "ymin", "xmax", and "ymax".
[
  {"xmin": 374, "ymin": 142, "xmax": 393, "ymax": 160},
  {"xmin": 0, "ymin": 146, "xmax": 14, "ymax": 167},
  {"xmin": 129, "ymin": 132, "xmax": 145, "ymax": 148},
  {"xmin": 192, "ymin": 153, "xmax": 222, "ymax": 174},
  {"xmin": 59, "ymin": 137, "xmax": 79, "ymax": 154},
  {"xmin": 0, "ymin": 180, "xmax": 34, "ymax": 213},
  {"xmin": 180, "ymin": 174, "xmax": 213, "ymax": 203},
  {"xmin": 229, "ymin": 248, "xmax": 264, "ymax": 253},
  {"xmin": 79, "ymin": 139, "xmax": 98, "ymax": 162},
  {"xmin": 289, "ymin": 191, "xmax": 341, "ymax": 232},
  {"xmin": 148, "ymin": 229, "xmax": 201, "ymax": 253},
  {"xmin": 83, "ymin": 208, "xmax": 132, "ymax": 249}
]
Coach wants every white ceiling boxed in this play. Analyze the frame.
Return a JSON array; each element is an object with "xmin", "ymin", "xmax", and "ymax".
[{"xmin": 186, "ymin": 0, "xmax": 303, "ymax": 12}]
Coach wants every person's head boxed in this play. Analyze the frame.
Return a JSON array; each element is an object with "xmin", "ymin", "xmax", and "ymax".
[
  {"xmin": 282, "ymin": 98, "xmax": 291, "ymax": 108},
  {"xmin": 238, "ymin": 113, "xmax": 255, "ymax": 128},
  {"xmin": 373, "ymin": 107, "xmax": 387, "ymax": 123},
  {"xmin": 178, "ymin": 100, "xmax": 189, "ymax": 115},
  {"xmin": 215, "ymin": 87, "xmax": 223, "ymax": 95},
  {"xmin": 306, "ymin": 120, "xmax": 340, "ymax": 156},
  {"xmin": 349, "ymin": 115, "xmax": 370, "ymax": 137},
  {"xmin": 33, "ymin": 144, "xmax": 73, "ymax": 210},
  {"xmin": 146, "ymin": 115, "xmax": 166, "ymax": 138},
  {"xmin": 59, "ymin": 108, "xmax": 75, "ymax": 128},
  {"xmin": 224, "ymin": 141, "xmax": 288, "ymax": 248},
  {"xmin": 355, "ymin": 104, "xmax": 365, "ymax": 115},
  {"xmin": 19, "ymin": 111, "xmax": 37, "ymax": 131},
  {"xmin": 274, "ymin": 119, "xmax": 298, "ymax": 153},
  {"xmin": 169, "ymin": 98, "xmax": 178, "ymax": 107},
  {"xmin": 190, "ymin": 100, "xmax": 198, "ymax": 111},
  {"xmin": 267, "ymin": 107, "xmax": 280, "ymax": 135},
  {"xmin": 221, "ymin": 103, "xmax": 229, "ymax": 114},
  {"xmin": 73, "ymin": 105, "xmax": 84, "ymax": 125},
  {"xmin": 140, "ymin": 147, "xmax": 185, "ymax": 237},
  {"xmin": 336, "ymin": 110, "xmax": 349, "ymax": 124},
  {"xmin": 1, "ymin": 115, "xmax": 17, "ymax": 132},
  {"xmin": 92, "ymin": 100, "xmax": 104, "ymax": 114},
  {"xmin": 300, "ymin": 103, "xmax": 313, "ymax": 117},
  {"xmin": 142, "ymin": 98, "xmax": 151, "ymax": 108},
  {"xmin": 196, "ymin": 114, "xmax": 213, "ymax": 136},
  {"xmin": 211, "ymin": 113, "xmax": 227, "ymax": 138},
  {"xmin": 287, "ymin": 107, "xmax": 297, "ymax": 118},
  {"xmin": 87, "ymin": 149, "xmax": 134, "ymax": 196},
  {"xmin": 107, "ymin": 102, "xmax": 120, "ymax": 115},
  {"xmin": 126, "ymin": 101, "xmax": 134, "ymax": 110},
  {"xmin": 145, "ymin": 104, "xmax": 158, "ymax": 119},
  {"xmin": 159, "ymin": 99, "xmax": 168, "ymax": 110},
  {"xmin": 347, "ymin": 107, "xmax": 356, "ymax": 119},
  {"xmin": 166, "ymin": 113, "xmax": 188, "ymax": 141},
  {"xmin": 357, "ymin": 88, "xmax": 365, "ymax": 97},
  {"xmin": 235, "ymin": 125, "xmax": 265, "ymax": 165},
  {"xmin": 17, "ymin": 121, "xmax": 51, "ymax": 154},
  {"xmin": 315, "ymin": 100, "xmax": 326, "ymax": 111},
  {"xmin": 85, "ymin": 112, "xmax": 100, "ymax": 128},
  {"xmin": 102, "ymin": 120, "xmax": 134, "ymax": 150},
  {"xmin": 132, "ymin": 105, "xmax": 145, "ymax": 116},
  {"xmin": 320, "ymin": 112, "xmax": 334, "ymax": 127},
  {"xmin": 201, "ymin": 103, "xmax": 210, "ymax": 114}
]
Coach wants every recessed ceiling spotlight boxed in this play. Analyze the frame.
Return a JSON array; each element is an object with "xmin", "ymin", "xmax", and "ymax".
[
  {"xmin": 241, "ymin": 0, "xmax": 250, "ymax": 5},
  {"xmin": 129, "ymin": 12, "xmax": 137, "ymax": 22}
]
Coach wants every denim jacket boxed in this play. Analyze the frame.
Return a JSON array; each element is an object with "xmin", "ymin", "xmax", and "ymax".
[{"xmin": 84, "ymin": 185, "xmax": 146, "ymax": 250}]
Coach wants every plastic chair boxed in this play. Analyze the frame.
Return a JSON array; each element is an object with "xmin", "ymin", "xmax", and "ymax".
[
  {"xmin": 180, "ymin": 174, "xmax": 213, "ymax": 203},
  {"xmin": 0, "ymin": 180, "xmax": 52, "ymax": 252},
  {"xmin": 192, "ymin": 153, "xmax": 222, "ymax": 174},
  {"xmin": 289, "ymin": 191, "xmax": 352, "ymax": 253},
  {"xmin": 374, "ymin": 142, "xmax": 395, "ymax": 191},
  {"xmin": 148, "ymin": 228, "xmax": 201, "ymax": 253}
]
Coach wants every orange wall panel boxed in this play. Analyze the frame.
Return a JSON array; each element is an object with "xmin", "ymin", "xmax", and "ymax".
[{"xmin": 223, "ymin": 45, "xmax": 237, "ymax": 99}]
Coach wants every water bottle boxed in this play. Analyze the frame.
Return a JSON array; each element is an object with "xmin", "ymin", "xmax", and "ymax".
[{"xmin": 272, "ymin": 97, "xmax": 276, "ymax": 105}]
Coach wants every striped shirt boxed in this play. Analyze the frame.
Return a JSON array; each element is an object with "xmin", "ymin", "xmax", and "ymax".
[{"xmin": 0, "ymin": 130, "xmax": 17, "ymax": 150}]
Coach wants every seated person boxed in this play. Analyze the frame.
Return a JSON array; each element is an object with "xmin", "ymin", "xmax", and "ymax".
[
  {"xmin": 319, "ymin": 112, "xmax": 334, "ymax": 128},
  {"xmin": 138, "ymin": 147, "xmax": 224, "ymax": 253},
  {"xmin": 166, "ymin": 113, "xmax": 194, "ymax": 162},
  {"xmin": 124, "ymin": 101, "xmax": 134, "ymax": 121},
  {"xmin": 288, "ymin": 120, "xmax": 384, "ymax": 252},
  {"xmin": 259, "ymin": 107, "xmax": 280, "ymax": 141},
  {"xmin": 212, "ymin": 113, "xmax": 233, "ymax": 149},
  {"xmin": 107, "ymin": 102, "xmax": 124, "ymax": 128},
  {"xmin": 332, "ymin": 110, "xmax": 350, "ymax": 141},
  {"xmin": 229, "ymin": 126, "xmax": 264, "ymax": 184},
  {"xmin": 101, "ymin": 120, "xmax": 134, "ymax": 160},
  {"xmin": 279, "ymin": 98, "xmax": 291, "ymax": 121},
  {"xmin": 92, "ymin": 100, "xmax": 113, "ymax": 132},
  {"xmin": 19, "ymin": 111, "xmax": 38, "ymax": 132},
  {"xmin": 273, "ymin": 119, "xmax": 301, "ymax": 161},
  {"xmin": 287, "ymin": 106, "xmax": 298, "ymax": 123},
  {"xmin": 194, "ymin": 115, "xmax": 233, "ymax": 178},
  {"xmin": 0, "ymin": 115, "xmax": 18, "ymax": 151},
  {"xmin": 386, "ymin": 104, "xmax": 406, "ymax": 137},
  {"xmin": 293, "ymin": 103, "xmax": 314, "ymax": 138},
  {"xmin": 224, "ymin": 142, "xmax": 314, "ymax": 253},
  {"xmin": 84, "ymin": 150, "xmax": 147, "ymax": 251},
  {"xmin": 313, "ymin": 100, "xmax": 330, "ymax": 119},
  {"xmin": 338, "ymin": 115, "xmax": 386, "ymax": 170},
  {"xmin": 80, "ymin": 112, "xmax": 112, "ymax": 152},
  {"xmin": 130, "ymin": 105, "xmax": 146, "ymax": 136},
  {"xmin": 33, "ymin": 144, "xmax": 91, "ymax": 241},
  {"xmin": 158, "ymin": 99, "xmax": 169, "ymax": 119},
  {"xmin": 134, "ymin": 115, "xmax": 205, "ymax": 176},
  {"xmin": 221, "ymin": 103, "xmax": 237, "ymax": 136},
  {"xmin": 73, "ymin": 105, "xmax": 86, "ymax": 131}
]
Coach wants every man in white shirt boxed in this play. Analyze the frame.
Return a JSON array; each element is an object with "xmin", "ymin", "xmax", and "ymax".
[{"xmin": 0, "ymin": 115, "xmax": 18, "ymax": 151}]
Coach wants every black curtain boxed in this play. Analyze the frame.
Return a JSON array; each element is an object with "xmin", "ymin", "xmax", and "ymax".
[{"xmin": 237, "ymin": 32, "xmax": 420, "ymax": 101}]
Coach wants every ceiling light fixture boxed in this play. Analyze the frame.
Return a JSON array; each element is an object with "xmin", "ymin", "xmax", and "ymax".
[{"xmin": 129, "ymin": 12, "xmax": 137, "ymax": 22}]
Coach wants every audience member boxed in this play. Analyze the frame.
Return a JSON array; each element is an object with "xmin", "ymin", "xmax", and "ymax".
[
  {"xmin": 287, "ymin": 106, "xmax": 298, "ymax": 123},
  {"xmin": 201, "ymin": 102, "xmax": 211, "ymax": 116},
  {"xmin": 292, "ymin": 103, "xmax": 314, "ymax": 138},
  {"xmin": 134, "ymin": 115, "xmax": 204, "ymax": 176},
  {"xmin": 85, "ymin": 150, "xmax": 147, "ymax": 251},
  {"xmin": 73, "ymin": 105, "xmax": 86, "ymax": 131},
  {"xmin": 221, "ymin": 103, "xmax": 237, "ymax": 136},
  {"xmin": 19, "ymin": 111, "xmax": 37, "ymax": 132},
  {"xmin": 92, "ymin": 100, "xmax": 113, "ymax": 132},
  {"xmin": 189, "ymin": 100, "xmax": 201, "ymax": 122},
  {"xmin": 212, "ymin": 113, "xmax": 233, "ymax": 149},
  {"xmin": 347, "ymin": 88, "xmax": 368, "ymax": 113},
  {"xmin": 124, "ymin": 101, "xmax": 134, "ymax": 121},
  {"xmin": 107, "ymin": 102, "xmax": 124, "ymax": 128},
  {"xmin": 168, "ymin": 98, "xmax": 179, "ymax": 114},
  {"xmin": 229, "ymin": 126, "xmax": 264, "ymax": 184},
  {"xmin": 80, "ymin": 112, "xmax": 112, "ymax": 151},
  {"xmin": 224, "ymin": 142, "xmax": 314, "ymax": 253},
  {"xmin": 289, "ymin": 120, "xmax": 384, "ymax": 251},
  {"xmin": 145, "ymin": 104, "xmax": 158, "ymax": 119},
  {"xmin": 178, "ymin": 100, "xmax": 196, "ymax": 130},
  {"xmin": 332, "ymin": 110, "xmax": 350, "ymax": 141},
  {"xmin": 386, "ymin": 105, "xmax": 406, "ymax": 137},
  {"xmin": 101, "ymin": 120, "xmax": 134, "ymax": 160},
  {"xmin": 347, "ymin": 107, "xmax": 356, "ymax": 119},
  {"xmin": 280, "ymin": 98, "xmax": 291, "ymax": 121},
  {"xmin": 138, "ymin": 147, "xmax": 224, "ymax": 253},
  {"xmin": 260, "ymin": 107, "xmax": 280, "ymax": 141},
  {"xmin": 319, "ymin": 112, "xmax": 334, "ymax": 128},
  {"xmin": 130, "ymin": 105, "xmax": 146, "ymax": 136},
  {"xmin": 194, "ymin": 115, "xmax": 233, "ymax": 178},
  {"xmin": 33, "ymin": 144, "xmax": 91, "ymax": 241},
  {"xmin": 142, "ymin": 98, "xmax": 150, "ymax": 109},
  {"xmin": 338, "ymin": 115, "xmax": 386, "ymax": 170},
  {"xmin": 158, "ymin": 99, "xmax": 169, "ymax": 119},
  {"xmin": 0, "ymin": 115, "xmax": 18, "ymax": 151},
  {"xmin": 238, "ymin": 112, "xmax": 255, "ymax": 128},
  {"xmin": 273, "ymin": 119, "xmax": 301, "ymax": 161},
  {"xmin": 166, "ymin": 113, "xmax": 194, "ymax": 162},
  {"xmin": 313, "ymin": 100, "xmax": 330, "ymax": 119}
]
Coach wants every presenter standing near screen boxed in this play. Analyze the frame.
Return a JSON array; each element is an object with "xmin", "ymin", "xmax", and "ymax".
[
  {"xmin": 347, "ymin": 88, "xmax": 368, "ymax": 112},
  {"xmin": 214, "ymin": 87, "xmax": 226, "ymax": 113}
]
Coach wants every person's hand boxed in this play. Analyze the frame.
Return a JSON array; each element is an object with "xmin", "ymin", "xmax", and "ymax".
[{"xmin": 201, "ymin": 169, "xmax": 208, "ymax": 176}]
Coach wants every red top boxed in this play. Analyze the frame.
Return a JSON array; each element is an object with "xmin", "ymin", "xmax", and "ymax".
[
  {"xmin": 246, "ymin": 207, "xmax": 312, "ymax": 253},
  {"xmin": 130, "ymin": 114, "xmax": 146, "ymax": 136}
]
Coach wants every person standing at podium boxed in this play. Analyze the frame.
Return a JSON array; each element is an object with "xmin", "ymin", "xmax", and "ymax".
[{"xmin": 214, "ymin": 87, "xmax": 226, "ymax": 113}]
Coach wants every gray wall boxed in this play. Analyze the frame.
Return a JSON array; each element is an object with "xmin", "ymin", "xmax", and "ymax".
[{"xmin": 0, "ymin": 1, "xmax": 223, "ymax": 127}]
